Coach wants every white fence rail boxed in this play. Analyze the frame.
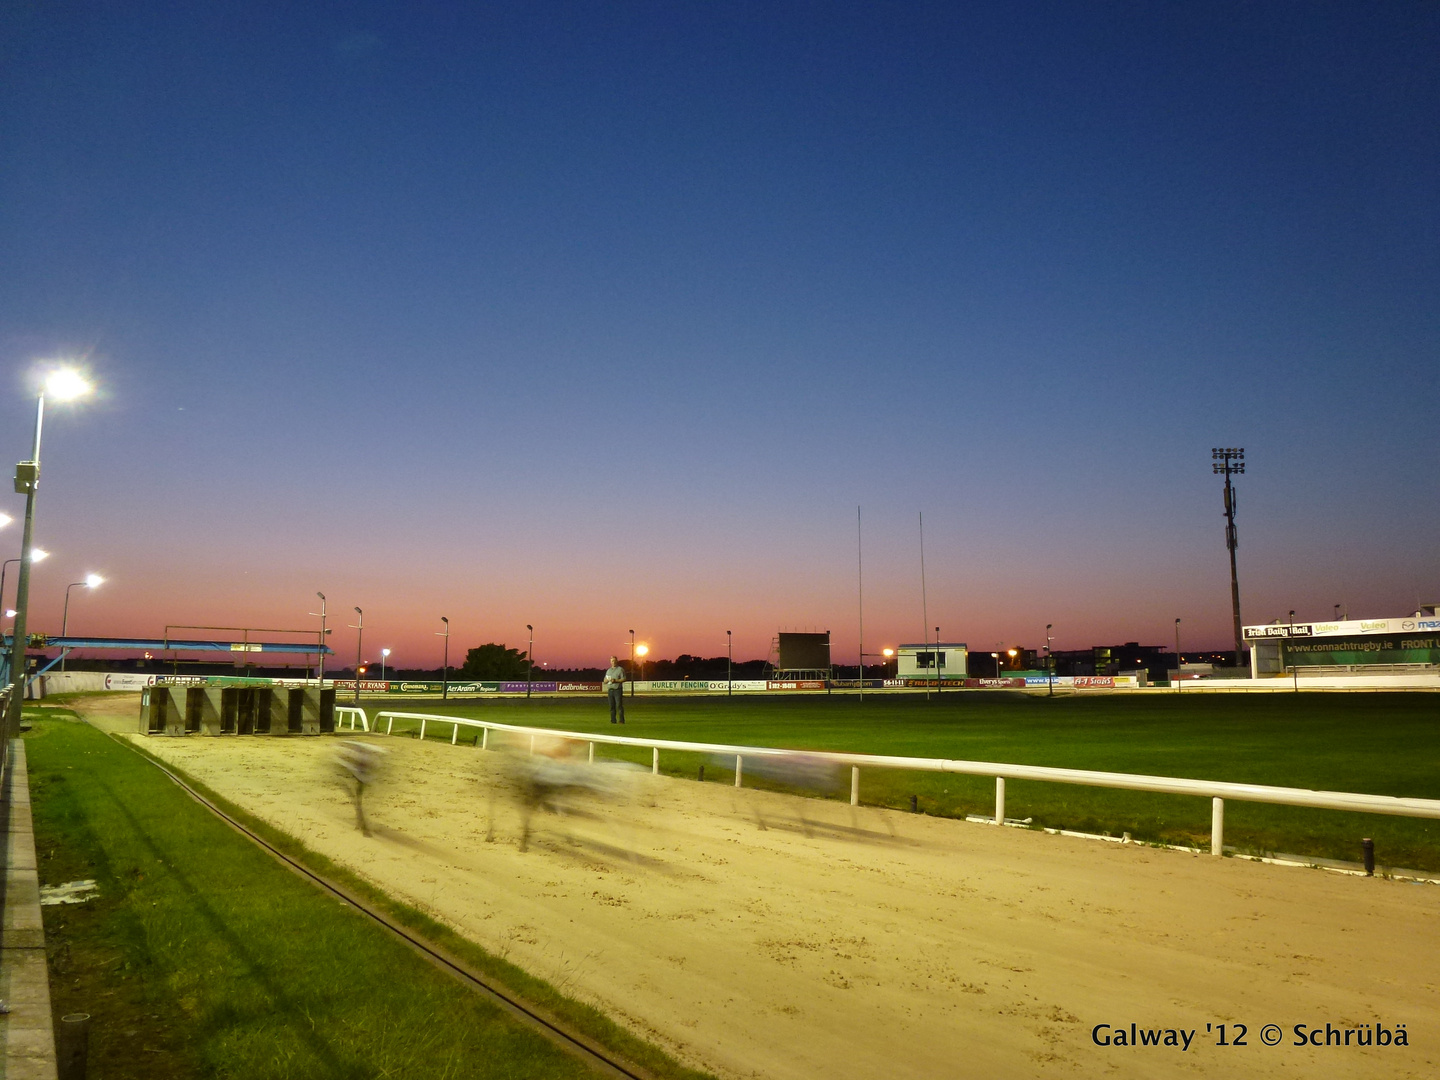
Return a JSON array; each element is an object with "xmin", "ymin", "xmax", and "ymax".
[{"xmin": 339, "ymin": 707, "xmax": 1440, "ymax": 857}]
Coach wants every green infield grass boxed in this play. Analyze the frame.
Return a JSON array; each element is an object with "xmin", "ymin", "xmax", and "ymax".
[
  {"xmin": 22, "ymin": 710, "xmax": 713, "ymax": 1080},
  {"xmin": 366, "ymin": 691, "xmax": 1440, "ymax": 871}
]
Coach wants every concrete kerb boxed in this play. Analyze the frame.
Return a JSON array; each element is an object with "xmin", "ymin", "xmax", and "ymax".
[{"xmin": 1, "ymin": 739, "xmax": 59, "ymax": 1078}]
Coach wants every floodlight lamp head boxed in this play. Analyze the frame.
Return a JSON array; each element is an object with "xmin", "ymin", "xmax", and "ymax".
[
  {"xmin": 43, "ymin": 368, "xmax": 93, "ymax": 402},
  {"xmin": 354, "ymin": 606, "xmax": 362, "ymax": 615},
  {"xmin": 635, "ymin": 644, "xmax": 649, "ymax": 657},
  {"xmin": 30, "ymin": 549, "xmax": 49, "ymax": 563},
  {"xmin": 84, "ymin": 574, "xmax": 103, "ymax": 588},
  {"xmin": 0, "ymin": 513, "xmax": 11, "ymax": 529},
  {"xmin": 381, "ymin": 648, "xmax": 391, "ymax": 657},
  {"xmin": 316, "ymin": 591, "xmax": 325, "ymax": 600}
]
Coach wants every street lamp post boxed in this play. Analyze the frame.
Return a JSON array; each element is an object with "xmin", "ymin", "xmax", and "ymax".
[
  {"xmin": 635, "ymin": 643, "xmax": 648, "ymax": 693},
  {"xmin": 438, "ymin": 617, "xmax": 450, "ymax": 700},
  {"xmin": 526, "ymin": 624, "xmax": 534, "ymax": 699},
  {"xmin": 380, "ymin": 648, "xmax": 390, "ymax": 682},
  {"xmin": 727, "ymin": 630, "xmax": 732, "ymax": 697},
  {"xmin": 7, "ymin": 368, "xmax": 93, "ymax": 737},
  {"xmin": 350, "ymin": 607, "xmax": 363, "ymax": 704},
  {"xmin": 60, "ymin": 574, "xmax": 104, "ymax": 671},
  {"xmin": 1174, "ymin": 618, "xmax": 1182, "ymax": 693},
  {"xmin": 1046, "ymin": 624, "xmax": 1054, "ymax": 696},
  {"xmin": 1296, "ymin": 610, "xmax": 1307, "ymax": 694},
  {"xmin": 0, "ymin": 550, "xmax": 47, "ymax": 627}
]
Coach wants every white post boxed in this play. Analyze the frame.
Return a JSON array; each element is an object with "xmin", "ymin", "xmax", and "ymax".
[
  {"xmin": 482, "ymin": 727, "xmax": 488, "ymax": 750},
  {"xmin": 1211, "ymin": 797, "xmax": 1224, "ymax": 857},
  {"xmin": 994, "ymin": 777, "xmax": 1005, "ymax": 825},
  {"xmin": 451, "ymin": 723, "xmax": 459, "ymax": 745},
  {"xmin": 386, "ymin": 716, "xmax": 394, "ymax": 735},
  {"xmin": 529, "ymin": 734, "xmax": 535, "ymax": 756},
  {"xmin": 850, "ymin": 766, "xmax": 860, "ymax": 806},
  {"xmin": 735, "ymin": 755, "xmax": 743, "ymax": 788},
  {"xmin": 652, "ymin": 746, "xmax": 659, "ymax": 775},
  {"xmin": 420, "ymin": 719, "xmax": 427, "ymax": 741},
  {"xmin": 588, "ymin": 741, "xmax": 594, "ymax": 763}
]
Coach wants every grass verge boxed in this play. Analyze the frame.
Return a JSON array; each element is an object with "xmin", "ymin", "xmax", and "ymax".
[{"xmin": 24, "ymin": 709, "xmax": 715, "ymax": 1080}]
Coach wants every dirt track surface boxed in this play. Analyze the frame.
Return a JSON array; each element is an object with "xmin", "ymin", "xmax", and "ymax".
[{"xmin": 77, "ymin": 697, "xmax": 1438, "ymax": 1079}]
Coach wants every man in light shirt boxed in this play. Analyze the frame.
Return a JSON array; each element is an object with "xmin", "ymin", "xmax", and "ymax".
[{"xmin": 603, "ymin": 655, "xmax": 626, "ymax": 724}]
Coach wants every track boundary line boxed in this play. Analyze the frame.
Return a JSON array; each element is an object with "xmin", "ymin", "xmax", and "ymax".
[{"xmin": 104, "ymin": 730, "xmax": 661, "ymax": 1080}]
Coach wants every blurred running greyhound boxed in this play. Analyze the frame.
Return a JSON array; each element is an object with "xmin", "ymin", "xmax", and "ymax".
[{"xmin": 337, "ymin": 740, "xmax": 388, "ymax": 836}]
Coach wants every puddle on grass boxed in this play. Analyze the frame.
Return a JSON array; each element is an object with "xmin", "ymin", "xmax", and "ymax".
[{"xmin": 40, "ymin": 880, "xmax": 99, "ymax": 906}]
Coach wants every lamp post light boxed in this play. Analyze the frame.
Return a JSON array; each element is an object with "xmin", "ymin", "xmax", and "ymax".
[
  {"xmin": 349, "ymin": 607, "xmax": 363, "ymax": 704},
  {"xmin": 310, "ymin": 592, "xmax": 328, "ymax": 686},
  {"xmin": 526, "ymin": 624, "xmax": 534, "ymax": 699},
  {"xmin": 1046, "ymin": 624, "xmax": 1054, "ymax": 696},
  {"xmin": 438, "ymin": 616, "xmax": 450, "ymax": 700},
  {"xmin": 380, "ymin": 648, "xmax": 391, "ymax": 682},
  {"xmin": 0, "ymin": 549, "xmax": 47, "ymax": 624},
  {"xmin": 60, "ymin": 574, "xmax": 104, "ymax": 671},
  {"xmin": 8, "ymin": 368, "xmax": 93, "ymax": 737},
  {"xmin": 991, "ymin": 651, "xmax": 1001, "ymax": 679},
  {"xmin": 727, "ymin": 630, "xmax": 732, "ymax": 697},
  {"xmin": 1007, "ymin": 648, "xmax": 1018, "ymax": 680},
  {"xmin": 635, "ymin": 643, "xmax": 649, "ymax": 693}
]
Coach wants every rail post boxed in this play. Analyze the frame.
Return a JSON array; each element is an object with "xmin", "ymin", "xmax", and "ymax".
[
  {"xmin": 995, "ymin": 777, "xmax": 1006, "ymax": 825},
  {"xmin": 482, "ymin": 727, "xmax": 488, "ymax": 750},
  {"xmin": 588, "ymin": 741, "xmax": 594, "ymax": 763},
  {"xmin": 652, "ymin": 746, "xmax": 659, "ymax": 775},
  {"xmin": 1211, "ymin": 797, "xmax": 1224, "ymax": 856},
  {"xmin": 529, "ymin": 734, "xmax": 535, "ymax": 756},
  {"xmin": 420, "ymin": 719, "xmax": 427, "ymax": 741},
  {"xmin": 386, "ymin": 715, "xmax": 394, "ymax": 735},
  {"xmin": 850, "ymin": 766, "xmax": 860, "ymax": 807},
  {"xmin": 451, "ymin": 722, "xmax": 459, "ymax": 745},
  {"xmin": 735, "ymin": 754, "xmax": 743, "ymax": 788}
]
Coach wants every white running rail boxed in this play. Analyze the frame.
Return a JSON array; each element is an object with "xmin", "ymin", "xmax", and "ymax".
[
  {"xmin": 334, "ymin": 706, "xmax": 369, "ymax": 732},
  {"xmin": 344, "ymin": 707, "xmax": 1440, "ymax": 857}
]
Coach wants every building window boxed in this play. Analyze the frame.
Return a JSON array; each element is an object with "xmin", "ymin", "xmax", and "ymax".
[{"xmin": 916, "ymin": 651, "xmax": 946, "ymax": 669}]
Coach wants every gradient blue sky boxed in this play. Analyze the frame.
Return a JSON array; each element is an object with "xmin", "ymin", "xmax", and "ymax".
[{"xmin": 1, "ymin": 2, "xmax": 1436, "ymax": 667}]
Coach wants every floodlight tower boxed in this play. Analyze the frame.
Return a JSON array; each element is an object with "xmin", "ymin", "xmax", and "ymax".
[{"xmin": 1212, "ymin": 447, "xmax": 1246, "ymax": 662}]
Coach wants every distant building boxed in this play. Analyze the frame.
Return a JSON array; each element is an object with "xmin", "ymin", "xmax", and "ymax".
[{"xmin": 1050, "ymin": 642, "xmax": 1174, "ymax": 682}]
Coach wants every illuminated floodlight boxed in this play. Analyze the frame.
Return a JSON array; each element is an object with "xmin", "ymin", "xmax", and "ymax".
[
  {"xmin": 882, "ymin": 647, "xmax": 894, "ymax": 658},
  {"xmin": 4, "ymin": 610, "xmax": 14, "ymax": 619},
  {"xmin": 0, "ymin": 514, "xmax": 10, "ymax": 529},
  {"xmin": 635, "ymin": 644, "xmax": 649, "ymax": 658},
  {"xmin": 30, "ymin": 548, "xmax": 49, "ymax": 563},
  {"xmin": 43, "ymin": 368, "xmax": 94, "ymax": 402},
  {"xmin": 84, "ymin": 573, "xmax": 104, "ymax": 588}
]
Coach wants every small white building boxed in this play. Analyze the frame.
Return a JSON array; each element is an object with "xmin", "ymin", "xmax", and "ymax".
[{"xmin": 895, "ymin": 642, "xmax": 968, "ymax": 680}]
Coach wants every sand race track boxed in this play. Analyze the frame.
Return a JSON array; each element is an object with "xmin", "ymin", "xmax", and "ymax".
[{"xmin": 76, "ymin": 697, "xmax": 1437, "ymax": 1079}]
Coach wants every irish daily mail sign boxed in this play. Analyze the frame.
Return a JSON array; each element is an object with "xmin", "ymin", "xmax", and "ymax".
[{"xmin": 1244, "ymin": 617, "xmax": 1440, "ymax": 639}]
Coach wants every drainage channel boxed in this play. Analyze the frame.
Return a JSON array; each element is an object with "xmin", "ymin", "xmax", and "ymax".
[{"xmin": 117, "ymin": 737, "xmax": 655, "ymax": 1080}]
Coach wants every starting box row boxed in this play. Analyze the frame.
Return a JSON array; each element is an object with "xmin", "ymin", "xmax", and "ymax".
[{"xmin": 140, "ymin": 685, "xmax": 336, "ymax": 736}]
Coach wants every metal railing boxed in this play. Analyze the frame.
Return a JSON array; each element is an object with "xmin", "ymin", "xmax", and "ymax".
[{"xmin": 338, "ymin": 707, "xmax": 1440, "ymax": 857}]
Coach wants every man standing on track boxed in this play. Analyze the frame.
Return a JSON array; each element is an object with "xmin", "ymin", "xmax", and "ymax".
[{"xmin": 603, "ymin": 655, "xmax": 626, "ymax": 723}]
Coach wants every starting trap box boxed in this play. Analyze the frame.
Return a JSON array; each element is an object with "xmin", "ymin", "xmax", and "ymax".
[{"xmin": 140, "ymin": 685, "xmax": 335, "ymax": 736}]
